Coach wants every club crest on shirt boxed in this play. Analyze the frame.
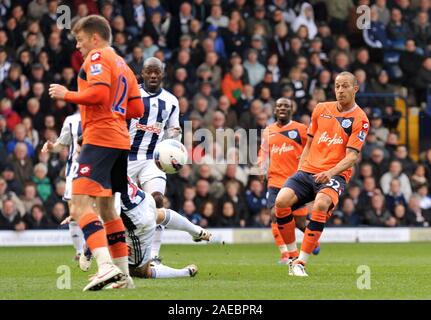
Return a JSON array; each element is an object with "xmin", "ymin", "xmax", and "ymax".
[
  {"xmin": 90, "ymin": 64, "xmax": 102, "ymax": 75},
  {"xmin": 288, "ymin": 130, "xmax": 298, "ymax": 139},
  {"xmin": 341, "ymin": 119, "xmax": 352, "ymax": 128}
]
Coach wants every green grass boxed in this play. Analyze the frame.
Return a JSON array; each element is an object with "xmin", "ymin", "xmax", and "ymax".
[{"xmin": 0, "ymin": 243, "xmax": 430, "ymax": 300}]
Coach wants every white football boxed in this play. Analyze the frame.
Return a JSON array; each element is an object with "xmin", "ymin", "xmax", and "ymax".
[{"xmin": 154, "ymin": 139, "xmax": 188, "ymax": 174}]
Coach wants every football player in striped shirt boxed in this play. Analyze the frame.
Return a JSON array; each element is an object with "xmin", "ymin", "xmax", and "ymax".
[{"xmin": 127, "ymin": 57, "xmax": 210, "ymax": 262}]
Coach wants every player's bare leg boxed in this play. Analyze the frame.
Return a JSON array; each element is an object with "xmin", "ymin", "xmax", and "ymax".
[
  {"xmin": 292, "ymin": 192, "xmax": 332, "ymax": 277},
  {"xmin": 96, "ymin": 196, "xmax": 134, "ymax": 289},
  {"xmin": 70, "ymin": 195, "xmax": 125, "ymax": 291},
  {"xmin": 274, "ymin": 187, "xmax": 300, "ymax": 261}
]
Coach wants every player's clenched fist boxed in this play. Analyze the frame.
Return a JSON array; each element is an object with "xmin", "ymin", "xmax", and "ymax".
[{"xmin": 49, "ymin": 84, "xmax": 69, "ymax": 100}]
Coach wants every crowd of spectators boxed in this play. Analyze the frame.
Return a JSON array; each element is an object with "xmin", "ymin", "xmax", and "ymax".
[{"xmin": 0, "ymin": 0, "xmax": 431, "ymax": 231}]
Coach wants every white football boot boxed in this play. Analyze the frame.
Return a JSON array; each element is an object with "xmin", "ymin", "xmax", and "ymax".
[{"xmin": 82, "ymin": 263, "xmax": 125, "ymax": 291}]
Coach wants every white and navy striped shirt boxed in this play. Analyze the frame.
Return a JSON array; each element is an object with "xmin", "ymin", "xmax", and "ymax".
[
  {"xmin": 128, "ymin": 85, "xmax": 179, "ymax": 161},
  {"xmin": 57, "ymin": 112, "xmax": 82, "ymax": 175}
]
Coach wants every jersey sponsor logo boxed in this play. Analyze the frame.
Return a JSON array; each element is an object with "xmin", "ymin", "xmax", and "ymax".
[
  {"xmin": 90, "ymin": 52, "xmax": 101, "ymax": 61},
  {"xmin": 317, "ymin": 131, "xmax": 344, "ymax": 146},
  {"xmin": 78, "ymin": 164, "xmax": 91, "ymax": 177},
  {"xmin": 271, "ymin": 142, "xmax": 294, "ymax": 155},
  {"xmin": 288, "ymin": 130, "xmax": 298, "ymax": 139},
  {"xmin": 320, "ymin": 114, "xmax": 332, "ymax": 119},
  {"xmin": 135, "ymin": 123, "xmax": 162, "ymax": 134},
  {"xmin": 358, "ymin": 130, "xmax": 367, "ymax": 142},
  {"xmin": 341, "ymin": 119, "xmax": 352, "ymax": 128},
  {"xmin": 90, "ymin": 64, "xmax": 102, "ymax": 75}
]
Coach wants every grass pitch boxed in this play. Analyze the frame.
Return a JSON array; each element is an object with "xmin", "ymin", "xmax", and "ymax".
[{"xmin": 0, "ymin": 243, "xmax": 430, "ymax": 300}]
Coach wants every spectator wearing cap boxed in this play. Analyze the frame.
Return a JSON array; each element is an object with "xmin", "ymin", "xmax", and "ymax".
[
  {"xmin": 1, "ymin": 164, "xmax": 24, "ymax": 197},
  {"xmin": 243, "ymin": 48, "xmax": 265, "ymax": 87},
  {"xmin": 249, "ymin": 34, "xmax": 268, "ymax": 64},
  {"xmin": 221, "ymin": 64, "xmax": 245, "ymax": 106},
  {"xmin": 369, "ymin": 108, "xmax": 389, "ymax": 146},
  {"xmin": 291, "ymin": 2, "xmax": 318, "ymax": 40},
  {"xmin": 206, "ymin": 4, "xmax": 229, "ymax": 29},
  {"xmin": 206, "ymin": 25, "xmax": 227, "ymax": 60},
  {"xmin": 380, "ymin": 160, "xmax": 412, "ymax": 201},
  {"xmin": 246, "ymin": 5, "xmax": 272, "ymax": 38}
]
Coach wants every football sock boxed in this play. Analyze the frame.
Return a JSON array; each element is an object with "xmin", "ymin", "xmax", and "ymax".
[
  {"xmin": 150, "ymin": 264, "xmax": 192, "ymax": 278},
  {"xmin": 161, "ymin": 208, "xmax": 202, "ymax": 237},
  {"xmin": 271, "ymin": 222, "xmax": 288, "ymax": 254},
  {"xmin": 151, "ymin": 225, "xmax": 164, "ymax": 259},
  {"xmin": 104, "ymin": 218, "xmax": 129, "ymax": 276},
  {"xmin": 79, "ymin": 213, "xmax": 111, "ymax": 268},
  {"xmin": 69, "ymin": 220, "xmax": 85, "ymax": 255},
  {"xmin": 275, "ymin": 207, "xmax": 297, "ymax": 253},
  {"xmin": 299, "ymin": 210, "xmax": 326, "ymax": 264}
]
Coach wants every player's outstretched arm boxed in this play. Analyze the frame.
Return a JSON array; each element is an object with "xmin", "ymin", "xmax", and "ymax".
[
  {"xmin": 49, "ymin": 84, "xmax": 110, "ymax": 106},
  {"xmin": 313, "ymin": 148, "xmax": 359, "ymax": 184}
]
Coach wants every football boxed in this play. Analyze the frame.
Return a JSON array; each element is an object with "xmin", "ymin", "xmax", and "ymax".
[{"xmin": 154, "ymin": 139, "xmax": 188, "ymax": 174}]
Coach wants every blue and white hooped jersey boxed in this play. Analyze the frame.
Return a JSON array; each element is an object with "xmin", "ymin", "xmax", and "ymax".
[
  {"xmin": 128, "ymin": 85, "xmax": 179, "ymax": 161},
  {"xmin": 58, "ymin": 112, "xmax": 82, "ymax": 176}
]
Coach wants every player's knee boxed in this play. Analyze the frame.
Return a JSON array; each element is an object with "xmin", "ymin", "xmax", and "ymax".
[
  {"xmin": 70, "ymin": 195, "xmax": 95, "ymax": 221},
  {"xmin": 314, "ymin": 195, "xmax": 332, "ymax": 213},
  {"xmin": 152, "ymin": 192, "xmax": 164, "ymax": 208},
  {"xmin": 275, "ymin": 188, "xmax": 296, "ymax": 208}
]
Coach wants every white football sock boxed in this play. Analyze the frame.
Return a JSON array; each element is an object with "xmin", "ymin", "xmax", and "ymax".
[
  {"xmin": 278, "ymin": 244, "xmax": 288, "ymax": 254},
  {"xmin": 160, "ymin": 208, "xmax": 201, "ymax": 237},
  {"xmin": 287, "ymin": 242, "xmax": 298, "ymax": 253},
  {"xmin": 92, "ymin": 247, "xmax": 113, "ymax": 269},
  {"xmin": 298, "ymin": 251, "xmax": 310, "ymax": 264},
  {"xmin": 150, "ymin": 225, "xmax": 164, "ymax": 259},
  {"xmin": 150, "ymin": 263, "xmax": 191, "ymax": 278},
  {"xmin": 69, "ymin": 221, "xmax": 85, "ymax": 255},
  {"xmin": 113, "ymin": 256, "xmax": 129, "ymax": 276}
]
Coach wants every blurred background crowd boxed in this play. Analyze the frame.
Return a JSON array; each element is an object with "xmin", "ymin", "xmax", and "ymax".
[{"xmin": 0, "ymin": 0, "xmax": 431, "ymax": 231}]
